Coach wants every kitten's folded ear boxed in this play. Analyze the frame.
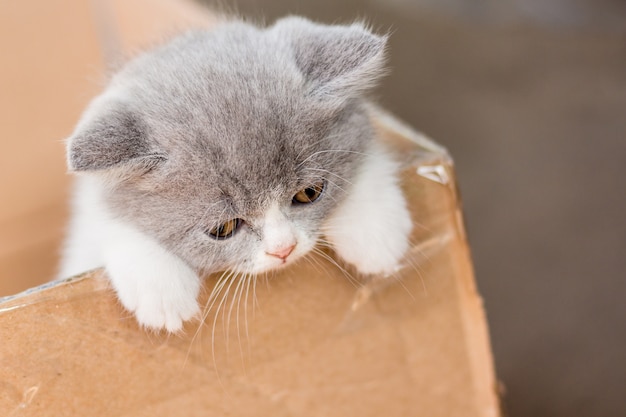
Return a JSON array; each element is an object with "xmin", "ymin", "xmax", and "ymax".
[
  {"xmin": 66, "ymin": 100, "xmax": 164, "ymax": 173},
  {"xmin": 272, "ymin": 17, "xmax": 388, "ymax": 99}
]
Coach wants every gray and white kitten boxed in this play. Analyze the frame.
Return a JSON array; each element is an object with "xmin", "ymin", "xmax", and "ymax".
[{"xmin": 59, "ymin": 17, "xmax": 412, "ymax": 332}]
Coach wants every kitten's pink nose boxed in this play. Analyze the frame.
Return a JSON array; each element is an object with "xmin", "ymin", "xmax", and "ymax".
[{"xmin": 266, "ymin": 244, "xmax": 296, "ymax": 260}]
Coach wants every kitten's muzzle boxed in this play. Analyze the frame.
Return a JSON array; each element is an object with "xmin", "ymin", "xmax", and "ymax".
[{"xmin": 265, "ymin": 244, "xmax": 296, "ymax": 261}]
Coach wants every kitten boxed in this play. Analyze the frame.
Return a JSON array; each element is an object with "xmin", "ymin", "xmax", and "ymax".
[{"xmin": 59, "ymin": 17, "xmax": 412, "ymax": 332}]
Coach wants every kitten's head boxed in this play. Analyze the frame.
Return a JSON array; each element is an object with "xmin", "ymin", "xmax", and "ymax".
[{"xmin": 67, "ymin": 17, "xmax": 387, "ymax": 275}]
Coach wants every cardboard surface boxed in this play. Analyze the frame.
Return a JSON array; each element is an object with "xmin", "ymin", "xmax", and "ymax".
[
  {"xmin": 0, "ymin": 122, "xmax": 498, "ymax": 415},
  {"xmin": 0, "ymin": 0, "xmax": 499, "ymax": 415}
]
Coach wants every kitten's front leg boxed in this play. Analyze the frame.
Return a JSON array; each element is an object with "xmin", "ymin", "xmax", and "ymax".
[
  {"xmin": 103, "ymin": 219, "xmax": 201, "ymax": 332},
  {"xmin": 324, "ymin": 145, "xmax": 412, "ymax": 276}
]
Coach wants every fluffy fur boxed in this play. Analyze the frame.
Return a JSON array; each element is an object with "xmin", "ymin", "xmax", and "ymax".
[{"xmin": 59, "ymin": 17, "xmax": 412, "ymax": 332}]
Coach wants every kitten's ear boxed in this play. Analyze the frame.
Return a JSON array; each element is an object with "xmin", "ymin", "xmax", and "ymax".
[
  {"xmin": 67, "ymin": 101, "xmax": 163, "ymax": 173},
  {"xmin": 272, "ymin": 17, "xmax": 388, "ymax": 98}
]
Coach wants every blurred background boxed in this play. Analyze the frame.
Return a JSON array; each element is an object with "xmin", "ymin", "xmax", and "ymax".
[
  {"xmin": 0, "ymin": 0, "xmax": 624, "ymax": 416},
  {"xmin": 195, "ymin": 0, "xmax": 626, "ymax": 416}
]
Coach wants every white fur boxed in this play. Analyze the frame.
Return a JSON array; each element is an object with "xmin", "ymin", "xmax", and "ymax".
[
  {"xmin": 59, "ymin": 176, "xmax": 200, "ymax": 333},
  {"xmin": 261, "ymin": 204, "xmax": 298, "ymax": 256},
  {"xmin": 102, "ymin": 219, "xmax": 201, "ymax": 333},
  {"xmin": 58, "ymin": 176, "xmax": 107, "ymax": 278},
  {"xmin": 248, "ymin": 204, "xmax": 315, "ymax": 273},
  {"xmin": 324, "ymin": 142, "xmax": 412, "ymax": 275}
]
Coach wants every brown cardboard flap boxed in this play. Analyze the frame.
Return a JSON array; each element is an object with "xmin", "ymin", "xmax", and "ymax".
[{"xmin": 0, "ymin": 112, "xmax": 498, "ymax": 416}]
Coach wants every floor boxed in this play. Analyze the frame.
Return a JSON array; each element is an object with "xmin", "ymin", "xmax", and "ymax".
[{"xmin": 199, "ymin": 1, "xmax": 626, "ymax": 415}]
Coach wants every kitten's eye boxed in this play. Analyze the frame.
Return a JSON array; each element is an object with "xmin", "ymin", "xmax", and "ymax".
[
  {"xmin": 208, "ymin": 218, "xmax": 242, "ymax": 239},
  {"xmin": 292, "ymin": 181, "xmax": 325, "ymax": 204}
]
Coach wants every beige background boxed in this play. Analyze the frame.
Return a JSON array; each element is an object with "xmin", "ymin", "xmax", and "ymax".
[{"xmin": 0, "ymin": 2, "xmax": 102, "ymax": 292}]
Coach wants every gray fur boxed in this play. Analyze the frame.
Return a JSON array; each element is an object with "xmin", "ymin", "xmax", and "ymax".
[
  {"xmin": 68, "ymin": 104, "xmax": 165, "ymax": 171},
  {"xmin": 66, "ymin": 17, "xmax": 387, "ymax": 274}
]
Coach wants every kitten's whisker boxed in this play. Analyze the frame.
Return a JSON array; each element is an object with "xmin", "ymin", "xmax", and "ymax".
[
  {"xmin": 313, "ymin": 240, "xmax": 376, "ymax": 288},
  {"xmin": 305, "ymin": 251, "xmax": 347, "ymax": 288},
  {"xmin": 306, "ymin": 175, "xmax": 347, "ymax": 196},
  {"xmin": 252, "ymin": 273, "xmax": 260, "ymax": 319},
  {"xmin": 197, "ymin": 201, "xmax": 230, "ymax": 227},
  {"xmin": 263, "ymin": 272, "xmax": 271, "ymax": 291},
  {"xmin": 203, "ymin": 270, "xmax": 233, "ymax": 322},
  {"xmin": 303, "ymin": 254, "xmax": 324, "ymax": 275},
  {"xmin": 211, "ymin": 270, "xmax": 238, "ymax": 365},
  {"xmin": 409, "ymin": 236, "xmax": 435, "ymax": 267},
  {"xmin": 319, "ymin": 177, "xmax": 345, "ymax": 192},
  {"xmin": 222, "ymin": 270, "xmax": 241, "ymax": 355},
  {"xmin": 231, "ymin": 272, "xmax": 247, "ymax": 372},
  {"xmin": 191, "ymin": 269, "xmax": 229, "ymax": 355},
  {"xmin": 392, "ymin": 272, "xmax": 417, "ymax": 302},
  {"xmin": 301, "ymin": 167, "xmax": 353, "ymax": 186},
  {"xmin": 243, "ymin": 273, "xmax": 253, "ymax": 358},
  {"xmin": 405, "ymin": 256, "xmax": 428, "ymax": 297},
  {"xmin": 297, "ymin": 149, "xmax": 372, "ymax": 169},
  {"xmin": 294, "ymin": 133, "xmax": 347, "ymax": 161},
  {"xmin": 312, "ymin": 247, "xmax": 357, "ymax": 286},
  {"xmin": 320, "ymin": 230, "xmax": 432, "ymax": 298},
  {"xmin": 398, "ymin": 243, "xmax": 431, "ymax": 297},
  {"xmin": 412, "ymin": 220, "xmax": 432, "ymax": 233},
  {"xmin": 311, "ymin": 247, "xmax": 360, "ymax": 288},
  {"xmin": 187, "ymin": 268, "xmax": 233, "ymax": 373},
  {"xmin": 226, "ymin": 270, "xmax": 243, "ymax": 336}
]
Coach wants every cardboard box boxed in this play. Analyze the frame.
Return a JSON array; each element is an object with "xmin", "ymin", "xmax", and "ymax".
[{"xmin": 0, "ymin": 0, "xmax": 500, "ymax": 415}]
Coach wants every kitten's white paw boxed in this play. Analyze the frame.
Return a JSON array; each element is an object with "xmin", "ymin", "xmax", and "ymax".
[
  {"xmin": 327, "ymin": 194, "xmax": 411, "ymax": 276},
  {"xmin": 325, "ymin": 144, "xmax": 412, "ymax": 276},
  {"xmin": 104, "ymin": 220, "xmax": 201, "ymax": 333},
  {"xmin": 109, "ymin": 268, "xmax": 200, "ymax": 333},
  {"xmin": 108, "ymin": 257, "xmax": 201, "ymax": 333}
]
